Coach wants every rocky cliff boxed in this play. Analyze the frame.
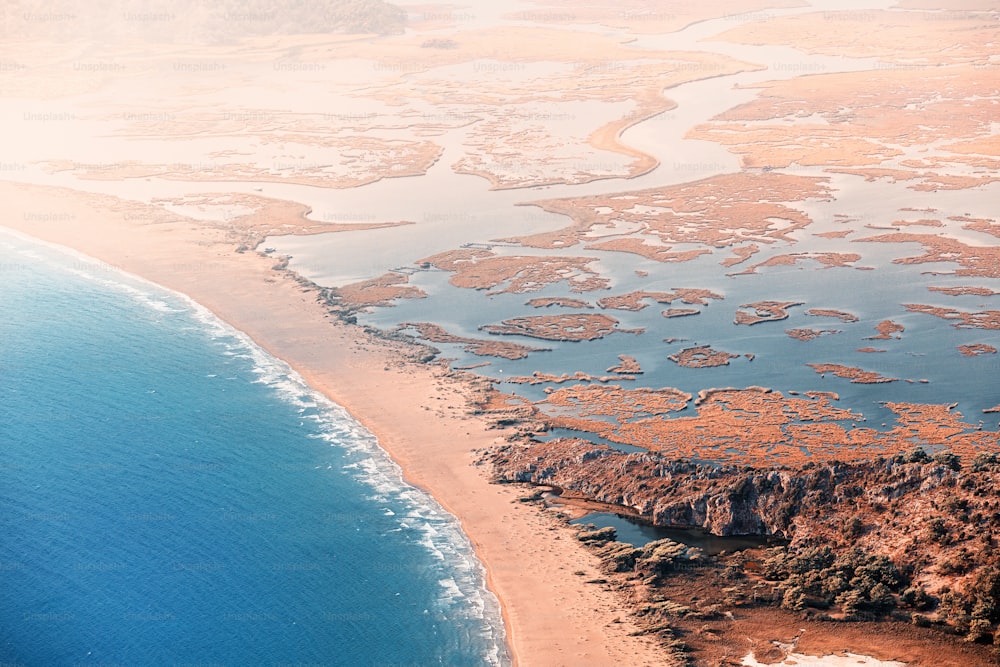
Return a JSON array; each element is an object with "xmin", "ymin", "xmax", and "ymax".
[
  {"xmin": 485, "ymin": 437, "xmax": 1000, "ymax": 642},
  {"xmin": 487, "ymin": 438, "xmax": 994, "ymax": 541}
]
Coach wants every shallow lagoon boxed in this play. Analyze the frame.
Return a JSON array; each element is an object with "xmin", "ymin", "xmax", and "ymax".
[{"xmin": 570, "ymin": 512, "xmax": 779, "ymax": 554}]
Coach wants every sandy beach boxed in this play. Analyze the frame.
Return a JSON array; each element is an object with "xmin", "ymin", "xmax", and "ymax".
[{"xmin": 0, "ymin": 180, "xmax": 670, "ymax": 666}]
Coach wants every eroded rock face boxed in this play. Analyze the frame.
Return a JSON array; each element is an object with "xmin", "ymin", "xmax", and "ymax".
[
  {"xmin": 514, "ymin": 434, "xmax": 1000, "ymax": 649},
  {"xmin": 487, "ymin": 437, "xmax": 998, "ymax": 544}
]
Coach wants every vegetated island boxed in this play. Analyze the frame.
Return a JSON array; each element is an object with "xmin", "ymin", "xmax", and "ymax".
[
  {"xmin": 807, "ymin": 363, "xmax": 899, "ymax": 384},
  {"xmin": 734, "ymin": 301, "xmax": 804, "ymax": 325},
  {"xmin": 806, "ymin": 308, "xmax": 860, "ymax": 322},
  {"xmin": 480, "ymin": 313, "xmax": 643, "ymax": 341},
  {"xmin": 786, "ymin": 327, "xmax": 841, "ymax": 341},
  {"xmin": 668, "ymin": 345, "xmax": 739, "ymax": 368}
]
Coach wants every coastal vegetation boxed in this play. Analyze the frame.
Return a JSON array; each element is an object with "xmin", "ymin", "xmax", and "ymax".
[{"xmin": 488, "ymin": 437, "xmax": 1000, "ymax": 656}]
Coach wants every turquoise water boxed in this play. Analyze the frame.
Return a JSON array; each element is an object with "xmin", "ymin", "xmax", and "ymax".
[{"xmin": 0, "ymin": 230, "xmax": 507, "ymax": 666}]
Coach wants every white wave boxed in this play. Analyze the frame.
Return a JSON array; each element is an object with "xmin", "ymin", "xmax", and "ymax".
[
  {"xmin": 59, "ymin": 265, "xmax": 190, "ymax": 316},
  {"xmin": 16, "ymin": 248, "xmax": 44, "ymax": 260},
  {"xmin": 0, "ymin": 226, "xmax": 511, "ymax": 665},
  {"xmin": 176, "ymin": 278, "xmax": 510, "ymax": 664},
  {"xmin": 438, "ymin": 576, "xmax": 465, "ymax": 601},
  {"xmin": 2, "ymin": 228, "xmax": 189, "ymax": 316}
]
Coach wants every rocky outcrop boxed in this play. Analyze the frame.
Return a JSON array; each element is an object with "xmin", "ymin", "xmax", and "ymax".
[
  {"xmin": 489, "ymin": 439, "xmax": 1000, "ymax": 642},
  {"xmin": 575, "ymin": 525, "xmax": 704, "ymax": 579},
  {"xmin": 486, "ymin": 438, "xmax": 999, "ymax": 544}
]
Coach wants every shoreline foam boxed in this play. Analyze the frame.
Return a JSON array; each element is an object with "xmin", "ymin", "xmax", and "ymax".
[
  {"xmin": 1, "ymin": 227, "xmax": 508, "ymax": 663},
  {"xmin": 1, "ymin": 180, "xmax": 669, "ymax": 666}
]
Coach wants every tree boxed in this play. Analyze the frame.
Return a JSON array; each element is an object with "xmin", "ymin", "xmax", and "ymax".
[{"xmin": 782, "ymin": 586, "xmax": 806, "ymax": 612}]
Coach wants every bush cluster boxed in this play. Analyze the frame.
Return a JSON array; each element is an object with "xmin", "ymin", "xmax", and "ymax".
[
  {"xmin": 936, "ymin": 562, "xmax": 1000, "ymax": 643},
  {"xmin": 762, "ymin": 546, "xmax": 908, "ymax": 620}
]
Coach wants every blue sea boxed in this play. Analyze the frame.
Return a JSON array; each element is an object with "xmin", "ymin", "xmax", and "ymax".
[{"xmin": 0, "ymin": 230, "xmax": 508, "ymax": 667}]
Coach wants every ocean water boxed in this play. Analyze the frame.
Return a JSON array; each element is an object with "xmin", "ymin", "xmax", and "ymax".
[{"xmin": 0, "ymin": 230, "xmax": 508, "ymax": 667}]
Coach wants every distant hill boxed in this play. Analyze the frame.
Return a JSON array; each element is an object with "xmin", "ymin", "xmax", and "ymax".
[{"xmin": 3, "ymin": 0, "xmax": 406, "ymax": 41}]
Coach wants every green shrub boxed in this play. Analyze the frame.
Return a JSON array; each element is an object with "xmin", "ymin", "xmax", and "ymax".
[
  {"xmin": 933, "ymin": 451, "xmax": 962, "ymax": 471},
  {"xmin": 926, "ymin": 517, "xmax": 951, "ymax": 544}
]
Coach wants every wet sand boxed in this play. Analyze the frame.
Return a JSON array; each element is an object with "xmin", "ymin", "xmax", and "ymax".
[{"xmin": 0, "ymin": 180, "xmax": 669, "ymax": 666}]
